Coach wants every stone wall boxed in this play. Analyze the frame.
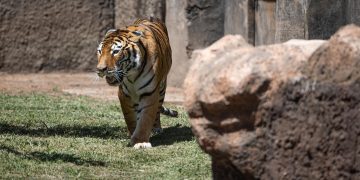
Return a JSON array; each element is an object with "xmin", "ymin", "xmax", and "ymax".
[
  {"xmin": 223, "ymin": 0, "xmax": 360, "ymax": 45},
  {"xmin": 166, "ymin": 0, "xmax": 189, "ymax": 88},
  {"xmin": 1, "ymin": 0, "xmax": 359, "ymax": 88},
  {"xmin": 166, "ymin": 0, "xmax": 225, "ymax": 87},
  {"xmin": 0, "ymin": 0, "xmax": 114, "ymax": 72},
  {"xmin": 114, "ymin": 0, "xmax": 165, "ymax": 28}
]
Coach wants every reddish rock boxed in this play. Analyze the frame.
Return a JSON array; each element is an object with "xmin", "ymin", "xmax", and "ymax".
[{"xmin": 184, "ymin": 25, "xmax": 360, "ymax": 179}]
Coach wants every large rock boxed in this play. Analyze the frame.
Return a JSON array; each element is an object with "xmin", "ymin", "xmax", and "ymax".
[
  {"xmin": 184, "ymin": 25, "xmax": 360, "ymax": 179},
  {"xmin": 0, "ymin": 0, "xmax": 114, "ymax": 72}
]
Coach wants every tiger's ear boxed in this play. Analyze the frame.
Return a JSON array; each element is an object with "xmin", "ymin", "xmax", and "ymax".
[
  {"xmin": 105, "ymin": 29, "xmax": 117, "ymax": 36},
  {"xmin": 128, "ymin": 30, "xmax": 143, "ymax": 42},
  {"xmin": 132, "ymin": 30, "xmax": 143, "ymax": 36}
]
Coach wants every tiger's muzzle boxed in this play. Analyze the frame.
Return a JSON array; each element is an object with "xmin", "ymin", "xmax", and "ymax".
[{"xmin": 96, "ymin": 67, "xmax": 125, "ymax": 86}]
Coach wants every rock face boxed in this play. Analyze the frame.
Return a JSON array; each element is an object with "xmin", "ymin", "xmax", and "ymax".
[
  {"xmin": 0, "ymin": 0, "xmax": 114, "ymax": 72},
  {"xmin": 184, "ymin": 25, "xmax": 360, "ymax": 179}
]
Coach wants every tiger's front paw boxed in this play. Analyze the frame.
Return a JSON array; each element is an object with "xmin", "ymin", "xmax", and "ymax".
[{"xmin": 134, "ymin": 142, "xmax": 152, "ymax": 149}]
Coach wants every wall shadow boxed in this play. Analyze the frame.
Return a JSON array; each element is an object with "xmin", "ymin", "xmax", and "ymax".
[
  {"xmin": 150, "ymin": 124, "xmax": 194, "ymax": 146},
  {"xmin": 0, "ymin": 123, "xmax": 128, "ymax": 139},
  {"xmin": 0, "ymin": 122, "xmax": 195, "ymax": 146},
  {"xmin": 0, "ymin": 144, "xmax": 106, "ymax": 166}
]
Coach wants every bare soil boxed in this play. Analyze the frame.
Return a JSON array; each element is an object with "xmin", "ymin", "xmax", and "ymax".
[{"xmin": 0, "ymin": 72, "xmax": 184, "ymax": 104}]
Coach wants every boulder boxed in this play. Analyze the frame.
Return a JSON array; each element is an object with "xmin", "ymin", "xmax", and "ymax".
[{"xmin": 184, "ymin": 25, "xmax": 360, "ymax": 179}]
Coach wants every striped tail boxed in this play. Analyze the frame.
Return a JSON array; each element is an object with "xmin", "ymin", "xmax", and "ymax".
[{"xmin": 160, "ymin": 106, "xmax": 178, "ymax": 117}]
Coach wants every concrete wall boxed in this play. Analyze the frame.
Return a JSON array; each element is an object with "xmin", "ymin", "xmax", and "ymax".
[
  {"xmin": 166, "ymin": 0, "xmax": 189, "ymax": 88},
  {"xmin": 0, "ymin": 0, "xmax": 114, "ymax": 72},
  {"xmin": 224, "ymin": 0, "xmax": 255, "ymax": 44},
  {"xmin": 114, "ymin": 0, "xmax": 165, "ymax": 28},
  {"xmin": 1, "ymin": 0, "xmax": 359, "ymax": 87},
  {"xmin": 166, "ymin": 0, "xmax": 225, "ymax": 87}
]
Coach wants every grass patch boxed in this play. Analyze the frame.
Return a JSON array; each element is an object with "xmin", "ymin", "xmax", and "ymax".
[{"xmin": 0, "ymin": 92, "xmax": 211, "ymax": 179}]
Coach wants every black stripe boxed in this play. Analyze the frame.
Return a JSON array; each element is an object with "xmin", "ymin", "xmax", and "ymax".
[
  {"xmin": 126, "ymin": 77, "xmax": 133, "ymax": 84},
  {"xmin": 143, "ymin": 64, "xmax": 153, "ymax": 77},
  {"xmin": 159, "ymin": 87, "xmax": 166, "ymax": 96},
  {"xmin": 126, "ymin": 48, "xmax": 131, "ymax": 59},
  {"xmin": 134, "ymin": 41, "xmax": 147, "ymax": 81},
  {"xmin": 136, "ymin": 102, "xmax": 155, "ymax": 114},
  {"xmin": 138, "ymin": 75, "xmax": 155, "ymax": 90},
  {"xmin": 123, "ymin": 92, "xmax": 130, "ymax": 98},
  {"xmin": 123, "ymin": 83, "xmax": 130, "ymax": 93},
  {"xmin": 129, "ymin": 44, "xmax": 135, "ymax": 59},
  {"xmin": 139, "ymin": 87, "xmax": 157, "ymax": 100}
]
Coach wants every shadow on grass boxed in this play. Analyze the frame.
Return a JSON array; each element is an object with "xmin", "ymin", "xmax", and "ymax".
[
  {"xmin": 0, "ymin": 123, "xmax": 128, "ymax": 139},
  {"xmin": 0, "ymin": 144, "xmax": 106, "ymax": 166},
  {"xmin": 0, "ymin": 123, "xmax": 194, "ymax": 146},
  {"xmin": 151, "ymin": 124, "xmax": 194, "ymax": 146}
]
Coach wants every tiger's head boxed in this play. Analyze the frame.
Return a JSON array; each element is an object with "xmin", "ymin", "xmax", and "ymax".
[{"xmin": 96, "ymin": 28, "xmax": 144, "ymax": 86}]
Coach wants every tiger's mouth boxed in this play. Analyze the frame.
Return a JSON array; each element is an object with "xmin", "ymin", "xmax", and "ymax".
[
  {"xmin": 105, "ymin": 76, "xmax": 120, "ymax": 86},
  {"xmin": 97, "ymin": 69, "xmax": 126, "ymax": 86}
]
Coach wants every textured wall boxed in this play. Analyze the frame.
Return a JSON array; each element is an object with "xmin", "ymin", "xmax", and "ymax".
[
  {"xmin": 166, "ymin": 0, "xmax": 225, "ymax": 87},
  {"xmin": 1, "ymin": 0, "xmax": 359, "ymax": 88},
  {"xmin": 186, "ymin": 0, "xmax": 225, "ymax": 56},
  {"xmin": 224, "ymin": 0, "xmax": 255, "ymax": 44},
  {"xmin": 254, "ymin": 0, "xmax": 276, "ymax": 45},
  {"xmin": 0, "ymin": 0, "xmax": 114, "ymax": 72},
  {"xmin": 166, "ymin": 0, "xmax": 189, "ymax": 88},
  {"xmin": 306, "ymin": 0, "xmax": 347, "ymax": 40},
  {"xmin": 114, "ymin": 0, "xmax": 165, "ymax": 28}
]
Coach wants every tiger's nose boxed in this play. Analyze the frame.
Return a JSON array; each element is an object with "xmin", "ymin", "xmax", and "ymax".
[
  {"xmin": 96, "ymin": 65, "xmax": 108, "ymax": 78},
  {"xmin": 96, "ymin": 65, "xmax": 107, "ymax": 72}
]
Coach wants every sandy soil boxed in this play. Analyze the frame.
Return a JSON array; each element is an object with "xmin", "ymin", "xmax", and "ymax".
[{"xmin": 0, "ymin": 72, "xmax": 184, "ymax": 104}]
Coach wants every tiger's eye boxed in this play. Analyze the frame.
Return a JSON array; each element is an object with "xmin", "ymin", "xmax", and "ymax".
[{"xmin": 113, "ymin": 50, "xmax": 119, "ymax": 55}]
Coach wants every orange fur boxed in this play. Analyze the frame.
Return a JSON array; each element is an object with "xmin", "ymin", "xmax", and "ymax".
[{"xmin": 96, "ymin": 18, "xmax": 177, "ymax": 147}]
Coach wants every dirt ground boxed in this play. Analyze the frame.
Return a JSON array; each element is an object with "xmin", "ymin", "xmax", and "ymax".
[{"xmin": 0, "ymin": 72, "xmax": 184, "ymax": 104}]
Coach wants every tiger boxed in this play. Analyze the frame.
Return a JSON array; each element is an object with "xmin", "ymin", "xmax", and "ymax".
[{"xmin": 96, "ymin": 18, "xmax": 178, "ymax": 149}]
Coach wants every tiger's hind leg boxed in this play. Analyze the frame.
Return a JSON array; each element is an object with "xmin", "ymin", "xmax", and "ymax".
[
  {"xmin": 152, "ymin": 81, "xmax": 166, "ymax": 134},
  {"xmin": 152, "ymin": 110, "xmax": 162, "ymax": 134}
]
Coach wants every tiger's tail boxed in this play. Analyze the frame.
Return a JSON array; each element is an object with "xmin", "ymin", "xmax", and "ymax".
[{"xmin": 160, "ymin": 106, "xmax": 178, "ymax": 117}]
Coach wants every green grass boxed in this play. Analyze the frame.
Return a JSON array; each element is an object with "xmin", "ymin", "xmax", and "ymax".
[{"xmin": 0, "ymin": 92, "xmax": 211, "ymax": 179}]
